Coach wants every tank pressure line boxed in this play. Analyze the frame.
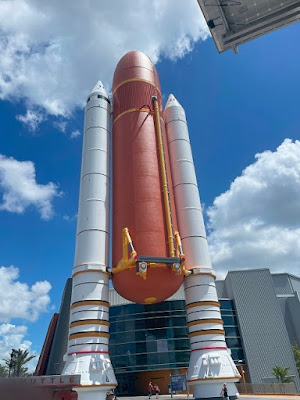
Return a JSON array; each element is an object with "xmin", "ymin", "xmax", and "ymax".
[{"xmin": 152, "ymin": 96, "xmax": 175, "ymax": 258}]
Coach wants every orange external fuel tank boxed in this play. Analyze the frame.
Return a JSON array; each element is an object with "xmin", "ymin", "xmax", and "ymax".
[{"xmin": 112, "ymin": 51, "xmax": 184, "ymax": 304}]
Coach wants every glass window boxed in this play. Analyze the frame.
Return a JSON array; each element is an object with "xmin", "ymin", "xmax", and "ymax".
[
  {"xmin": 173, "ymin": 327, "xmax": 189, "ymax": 338},
  {"xmin": 147, "ymin": 353, "xmax": 158, "ymax": 365},
  {"xmin": 220, "ymin": 310, "xmax": 234, "ymax": 317},
  {"xmin": 111, "ymin": 355, "xmax": 127, "ymax": 368},
  {"xmin": 222, "ymin": 315, "xmax": 237, "ymax": 326},
  {"xmin": 224, "ymin": 326, "xmax": 240, "ymax": 336},
  {"xmin": 174, "ymin": 339, "xmax": 190, "ymax": 351},
  {"xmin": 109, "ymin": 301, "xmax": 191, "ymax": 373},
  {"xmin": 136, "ymin": 353, "xmax": 148, "ymax": 366},
  {"xmin": 110, "ymin": 323, "xmax": 116, "ymax": 334},
  {"xmin": 219, "ymin": 300, "xmax": 234, "ymax": 310},
  {"xmin": 149, "ymin": 328, "xmax": 168, "ymax": 339},
  {"xmin": 175, "ymin": 351, "xmax": 190, "ymax": 363},
  {"xmin": 170, "ymin": 300, "xmax": 186, "ymax": 310},
  {"xmin": 231, "ymin": 348, "xmax": 244, "ymax": 361},
  {"xmin": 135, "ymin": 330, "xmax": 147, "ymax": 341},
  {"xmin": 169, "ymin": 316, "xmax": 187, "ymax": 327},
  {"xmin": 226, "ymin": 337, "xmax": 242, "ymax": 348},
  {"xmin": 125, "ymin": 330, "xmax": 136, "ymax": 342},
  {"xmin": 135, "ymin": 319, "xmax": 145, "ymax": 330},
  {"xmin": 157, "ymin": 339, "xmax": 168, "ymax": 352},
  {"xmin": 146, "ymin": 317, "xmax": 167, "ymax": 329},
  {"xmin": 158, "ymin": 352, "xmax": 173, "ymax": 364},
  {"xmin": 135, "ymin": 342, "xmax": 146, "ymax": 354}
]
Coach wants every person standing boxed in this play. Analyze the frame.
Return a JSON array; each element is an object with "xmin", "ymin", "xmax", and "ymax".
[
  {"xmin": 148, "ymin": 381, "xmax": 153, "ymax": 399},
  {"xmin": 154, "ymin": 384, "xmax": 160, "ymax": 399},
  {"xmin": 220, "ymin": 383, "xmax": 229, "ymax": 400}
]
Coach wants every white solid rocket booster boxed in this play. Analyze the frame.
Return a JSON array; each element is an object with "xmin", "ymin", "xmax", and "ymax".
[
  {"xmin": 62, "ymin": 82, "xmax": 117, "ymax": 400},
  {"xmin": 164, "ymin": 95, "xmax": 240, "ymax": 400}
]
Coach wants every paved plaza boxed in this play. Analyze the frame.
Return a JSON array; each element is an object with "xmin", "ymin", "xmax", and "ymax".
[{"xmin": 117, "ymin": 396, "xmax": 299, "ymax": 400}]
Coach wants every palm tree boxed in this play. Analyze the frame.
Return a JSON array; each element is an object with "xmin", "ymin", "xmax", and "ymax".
[
  {"xmin": 0, "ymin": 364, "xmax": 8, "ymax": 377},
  {"xmin": 4, "ymin": 349, "xmax": 35, "ymax": 377},
  {"xmin": 272, "ymin": 365, "xmax": 294, "ymax": 383},
  {"xmin": 292, "ymin": 344, "xmax": 300, "ymax": 376},
  {"xmin": 5, "ymin": 349, "xmax": 17, "ymax": 377}
]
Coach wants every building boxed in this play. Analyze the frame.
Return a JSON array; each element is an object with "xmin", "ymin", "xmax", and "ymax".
[
  {"xmin": 197, "ymin": 0, "xmax": 300, "ymax": 53},
  {"xmin": 37, "ymin": 269, "xmax": 300, "ymax": 394},
  {"xmin": 109, "ymin": 289, "xmax": 244, "ymax": 395},
  {"xmin": 217, "ymin": 269, "xmax": 300, "ymax": 390}
]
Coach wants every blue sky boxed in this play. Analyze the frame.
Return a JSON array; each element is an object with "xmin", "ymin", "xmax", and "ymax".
[{"xmin": 0, "ymin": 1, "xmax": 300, "ymax": 367}]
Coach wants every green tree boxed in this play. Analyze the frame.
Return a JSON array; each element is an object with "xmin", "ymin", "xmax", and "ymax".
[
  {"xmin": 0, "ymin": 364, "xmax": 8, "ymax": 377},
  {"xmin": 272, "ymin": 365, "xmax": 294, "ymax": 383},
  {"xmin": 5, "ymin": 349, "xmax": 35, "ymax": 377},
  {"xmin": 292, "ymin": 344, "xmax": 300, "ymax": 376}
]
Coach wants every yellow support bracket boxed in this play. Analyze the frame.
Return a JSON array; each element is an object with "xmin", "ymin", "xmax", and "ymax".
[
  {"xmin": 113, "ymin": 228, "xmax": 137, "ymax": 274},
  {"xmin": 174, "ymin": 231, "xmax": 189, "ymax": 276}
]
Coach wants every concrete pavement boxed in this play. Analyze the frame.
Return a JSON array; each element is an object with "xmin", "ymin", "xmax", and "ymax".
[{"xmin": 116, "ymin": 395, "xmax": 299, "ymax": 400}]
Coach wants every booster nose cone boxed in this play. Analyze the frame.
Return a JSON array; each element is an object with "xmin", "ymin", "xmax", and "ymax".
[
  {"xmin": 165, "ymin": 93, "xmax": 182, "ymax": 109},
  {"xmin": 88, "ymin": 80, "xmax": 109, "ymax": 99}
]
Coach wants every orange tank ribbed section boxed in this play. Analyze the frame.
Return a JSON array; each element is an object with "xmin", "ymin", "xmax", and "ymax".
[{"xmin": 112, "ymin": 51, "xmax": 183, "ymax": 304}]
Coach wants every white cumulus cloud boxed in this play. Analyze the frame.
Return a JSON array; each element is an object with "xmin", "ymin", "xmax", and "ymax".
[
  {"xmin": 0, "ymin": 266, "xmax": 51, "ymax": 370},
  {"xmin": 207, "ymin": 139, "xmax": 300, "ymax": 277},
  {"xmin": 0, "ymin": 154, "xmax": 61, "ymax": 219},
  {"xmin": 16, "ymin": 109, "xmax": 45, "ymax": 131},
  {"xmin": 53, "ymin": 120, "xmax": 67, "ymax": 133},
  {"xmin": 0, "ymin": 0, "xmax": 209, "ymax": 120},
  {"xmin": 70, "ymin": 130, "xmax": 81, "ymax": 139},
  {"xmin": 0, "ymin": 266, "xmax": 51, "ymax": 323},
  {"xmin": 0, "ymin": 324, "xmax": 38, "ymax": 371}
]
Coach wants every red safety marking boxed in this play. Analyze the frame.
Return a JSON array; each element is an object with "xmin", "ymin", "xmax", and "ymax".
[
  {"xmin": 191, "ymin": 346, "xmax": 227, "ymax": 352},
  {"xmin": 68, "ymin": 350, "xmax": 109, "ymax": 356}
]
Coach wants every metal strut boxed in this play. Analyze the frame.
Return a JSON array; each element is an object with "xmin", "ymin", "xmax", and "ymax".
[{"xmin": 152, "ymin": 96, "xmax": 175, "ymax": 258}]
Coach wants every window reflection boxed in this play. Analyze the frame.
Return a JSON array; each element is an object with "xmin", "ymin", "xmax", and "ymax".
[{"xmin": 110, "ymin": 298, "xmax": 243, "ymax": 372}]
